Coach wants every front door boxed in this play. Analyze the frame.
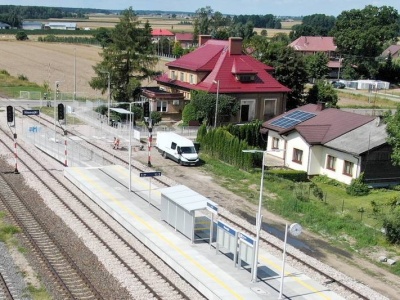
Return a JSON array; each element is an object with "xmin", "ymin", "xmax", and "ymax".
[
  {"xmin": 241, "ymin": 105, "xmax": 249, "ymax": 122},
  {"xmin": 240, "ymin": 99, "xmax": 255, "ymax": 122}
]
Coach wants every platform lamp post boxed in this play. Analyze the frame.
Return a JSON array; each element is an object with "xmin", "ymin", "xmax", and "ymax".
[
  {"xmin": 128, "ymin": 103, "xmax": 133, "ymax": 192},
  {"xmin": 100, "ymin": 71, "xmax": 111, "ymax": 125},
  {"xmin": 212, "ymin": 80, "xmax": 220, "ymax": 128},
  {"xmin": 242, "ymin": 148, "xmax": 283, "ymax": 282},
  {"xmin": 278, "ymin": 223, "xmax": 302, "ymax": 299}
]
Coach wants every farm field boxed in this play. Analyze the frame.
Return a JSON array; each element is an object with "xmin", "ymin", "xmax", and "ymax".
[{"xmin": 0, "ymin": 40, "xmax": 169, "ymax": 100}]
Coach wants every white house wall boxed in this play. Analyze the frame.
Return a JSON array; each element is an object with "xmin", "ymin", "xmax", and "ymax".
[
  {"xmin": 317, "ymin": 147, "xmax": 360, "ymax": 185},
  {"xmin": 267, "ymin": 132, "xmax": 285, "ymax": 159},
  {"xmin": 285, "ymin": 132, "xmax": 310, "ymax": 172}
]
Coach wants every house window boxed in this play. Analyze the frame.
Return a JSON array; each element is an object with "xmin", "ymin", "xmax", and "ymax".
[
  {"xmin": 264, "ymin": 99, "xmax": 277, "ymax": 118},
  {"xmin": 272, "ymin": 137, "xmax": 279, "ymax": 149},
  {"xmin": 157, "ymin": 101, "xmax": 167, "ymax": 112},
  {"xmin": 180, "ymin": 72, "xmax": 184, "ymax": 81},
  {"xmin": 343, "ymin": 160, "xmax": 353, "ymax": 176},
  {"xmin": 326, "ymin": 155, "xmax": 336, "ymax": 171},
  {"xmin": 190, "ymin": 74, "xmax": 194, "ymax": 84},
  {"xmin": 171, "ymin": 71, "xmax": 176, "ymax": 80},
  {"xmin": 292, "ymin": 148, "xmax": 303, "ymax": 164}
]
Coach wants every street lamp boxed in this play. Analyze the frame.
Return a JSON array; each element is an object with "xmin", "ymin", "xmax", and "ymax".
[
  {"xmin": 100, "ymin": 71, "xmax": 111, "ymax": 125},
  {"xmin": 278, "ymin": 223, "xmax": 302, "ymax": 299},
  {"xmin": 242, "ymin": 148, "xmax": 283, "ymax": 282},
  {"xmin": 213, "ymin": 80, "xmax": 220, "ymax": 128}
]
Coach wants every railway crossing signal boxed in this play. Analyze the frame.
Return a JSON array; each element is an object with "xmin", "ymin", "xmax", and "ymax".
[
  {"xmin": 57, "ymin": 103, "xmax": 65, "ymax": 120},
  {"xmin": 143, "ymin": 102, "xmax": 150, "ymax": 118},
  {"xmin": 7, "ymin": 105, "xmax": 14, "ymax": 123}
]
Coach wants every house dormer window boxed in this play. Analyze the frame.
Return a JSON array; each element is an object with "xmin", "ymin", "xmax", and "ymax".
[{"xmin": 236, "ymin": 74, "xmax": 255, "ymax": 82}]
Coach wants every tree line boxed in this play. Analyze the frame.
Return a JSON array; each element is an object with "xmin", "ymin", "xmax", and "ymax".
[{"xmin": 0, "ymin": 5, "xmax": 113, "ymax": 27}]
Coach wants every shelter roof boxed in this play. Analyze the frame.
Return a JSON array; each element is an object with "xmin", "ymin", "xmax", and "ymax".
[{"xmin": 158, "ymin": 185, "xmax": 218, "ymax": 212}]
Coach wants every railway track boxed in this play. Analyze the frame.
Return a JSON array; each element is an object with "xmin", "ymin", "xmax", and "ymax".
[
  {"xmin": 0, "ymin": 267, "xmax": 14, "ymax": 300},
  {"xmin": 0, "ymin": 121, "xmax": 203, "ymax": 299},
  {"xmin": 13, "ymin": 106, "xmax": 374, "ymax": 299},
  {"xmin": 0, "ymin": 172, "xmax": 101, "ymax": 299}
]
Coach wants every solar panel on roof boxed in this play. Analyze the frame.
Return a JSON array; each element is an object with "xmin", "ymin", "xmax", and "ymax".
[{"xmin": 270, "ymin": 110, "xmax": 316, "ymax": 129}]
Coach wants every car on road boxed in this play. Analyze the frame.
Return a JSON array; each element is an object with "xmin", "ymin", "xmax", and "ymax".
[{"xmin": 332, "ymin": 81, "xmax": 346, "ymax": 89}]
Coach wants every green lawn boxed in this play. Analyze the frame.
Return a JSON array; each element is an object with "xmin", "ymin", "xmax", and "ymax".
[{"xmin": 199, "ymin": 153, "xmax": 400, "ymax": 274}]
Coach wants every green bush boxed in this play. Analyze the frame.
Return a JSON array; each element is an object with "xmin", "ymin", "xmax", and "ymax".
[
  {"xmin": 383, "ymin": 207, "xmax": 400, "ymax": 244},
  {"xmin": 150, "ymin": 111, "xmax": 162, "ymax": 125},
  {"xmin": 15, "ymin": 31, "xmax": 28, "ymax": 41},
  {"xmin": 0, "ymin": 69, "xmax": 10, "ymax": 76},
  {"xmin": 18, "ymin": 74, "xmax": 28, "ymax": 81},
  {"xmin": 182, "ymin": 102, "xmax": 197, "ymax": 126},
  {"xmin": 346, "ymin": 173, "xmax": 370, "ymax": 196},
  {"xmin": 266, "ymin": 168, "xmax": 308, "ymax": 182}
]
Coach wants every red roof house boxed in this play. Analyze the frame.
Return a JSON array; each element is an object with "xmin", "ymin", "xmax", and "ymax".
[
  {"xmin": 151, "ymin": 28, "xmax": 174, "ymax": 37},
  {"xmin": 289, "ymin": 36, "xmax": 341, "ymax": 78},
  {"xmin": 174, "ymin": 32, "xmax": 194, "ymax": 49},
  {"xmin": 381, "ymin": 45, "xmax": 400, "ymax": 59},
  {"xmin": 152, "ymin": 35, "xmax": 290, "ymax": 124},
  {"xmin": 262, "ymin": 103, "xmax": 399, "ymax": 185}
]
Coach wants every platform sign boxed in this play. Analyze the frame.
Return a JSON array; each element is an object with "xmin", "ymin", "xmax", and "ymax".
[
  {"xmin": 216, "ymin": 221, "xmax": 238, "ymax": 266},
  {"xmin": 238, "ymin": 232, "xmax": 254, "ymax": 246},
  {"xmin": 22, "ymin": 109, "xmax": 40, "ymax": 116},
  {"xmin": 238, "ymin": 232, "xmax": 255, "ymax": 271},
  {"xmin": 217, "ymin": 221, "xmax": 236, "ymax": 236},
  {"xmin": 206, "ymin": 202, "xmax": 218, "ymax": 214},
  {"xmin": 140, "ymin": 171, "xmax": 161, "ymax": 177}
]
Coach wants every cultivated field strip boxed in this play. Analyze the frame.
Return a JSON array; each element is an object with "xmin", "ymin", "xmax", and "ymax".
[
  {"xmin": 0, "ymin": 126, "xmax": 203, "ymax": 299},
  {"xmin": 0, "ymin": 267, "xmax": 14, "ymax": 300},
  {"xmin": 0, "ymin": 173, "xmax": 100, "ymax": 299}
]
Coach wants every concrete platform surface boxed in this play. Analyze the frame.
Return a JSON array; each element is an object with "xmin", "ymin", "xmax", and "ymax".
[{"xmin": 64, "ymin": 165, "xmax": 345, "ymax": 300}]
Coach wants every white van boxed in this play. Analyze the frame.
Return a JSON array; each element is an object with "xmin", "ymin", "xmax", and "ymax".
[{"xmin": 156, "ymin": 132, "xmax": 199, "ymax": 166}]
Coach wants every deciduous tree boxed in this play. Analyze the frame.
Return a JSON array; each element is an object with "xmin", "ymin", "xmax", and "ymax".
[{"xmin": 331, "ymin": 5, "xmax": 400, "ymax": 78}]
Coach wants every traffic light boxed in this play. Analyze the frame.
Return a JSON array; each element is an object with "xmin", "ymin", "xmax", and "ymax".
[
  {"xmin": 57, "ymin": 103, "xmax": 65, "ymax": 120},
  {"xmin": 143, "ymin": 102, "xmax": 150, "ymax": 118},
  {"xmin": 6, "ymin": 105, "xmax": 14, "ymax": 123}
]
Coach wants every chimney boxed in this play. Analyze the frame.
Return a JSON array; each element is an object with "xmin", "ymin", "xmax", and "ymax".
[
  {"xmin": 198, "ymin": 35, "xmax": 212, "ymax": 46},
  {"xmin": 229, "ymin": 37, "xmax": 243, "ymax": 55},
  {"xmin": 316, "ymin": 102, "xmax": 325, "ymax": 111}
]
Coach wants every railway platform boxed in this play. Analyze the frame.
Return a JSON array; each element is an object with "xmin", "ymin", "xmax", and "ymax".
[{"xmin": 64, "ymin": 165, "xmax": 345, "ymax": 300}]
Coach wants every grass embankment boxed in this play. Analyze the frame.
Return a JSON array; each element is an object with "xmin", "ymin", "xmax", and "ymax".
[
  {"xmin": 0, "ymin": 70, "xmax": 44, "ymax": 99},
  {"xmin": 338, "ymin": 90, "xmax": 399, "ymax": 109},
  {"xmin": 200, "ymin": 154, "xmax": 400, "ymax": 276}
]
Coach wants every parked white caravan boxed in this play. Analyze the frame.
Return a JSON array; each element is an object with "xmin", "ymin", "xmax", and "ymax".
[{"xmin": 156, "ymin": 132, "xmax": 199, "ymax": 166}]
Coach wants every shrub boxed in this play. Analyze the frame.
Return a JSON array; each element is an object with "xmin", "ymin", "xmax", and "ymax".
[
  {"xmin": 0, "ymin": 69, "xmax": 10, "ymax": 76},
  {"xmin": 150, "ymin": 111, "xmax": 162, "ymax": 125},
  {"xmin": 383, "ymin": 207, "xmax": 400, "ymax": 244},
  {"xmin": 18, "ymin": 74, "xmax": 28, "ymax": 81},
  {"xmin": 266, "ymin": 168, "xmax": 308, "ymax": 182},
  {"xmin": 15, "ymin": 31, "xmax": 28, "ymax": 41},
  {"xmin": 346, "ymin": 173, "xmax": 370, "ymax": 196},
  {"xmin": 182, "ymin": 102, "xmax": 197, "ymax": 126}
]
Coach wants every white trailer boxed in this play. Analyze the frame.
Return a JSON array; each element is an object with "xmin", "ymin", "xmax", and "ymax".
[{"xmin": 156, "ymin": 132, "xmax": 199, "ymax": 166}]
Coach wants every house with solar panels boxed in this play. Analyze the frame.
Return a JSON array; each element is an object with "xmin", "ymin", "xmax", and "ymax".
[
  {"xmin": 262, "ymin": 103, "xmax": 400, "ymax": 186},
  {"xmin": 149, "ymin": 35, "xmax": 290, "ymax": 123}
]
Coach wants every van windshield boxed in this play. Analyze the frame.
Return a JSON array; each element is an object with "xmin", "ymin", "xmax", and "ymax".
[{"xmin": 180, "ymin": 146, "xmax": 196, "ymax": 154}]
